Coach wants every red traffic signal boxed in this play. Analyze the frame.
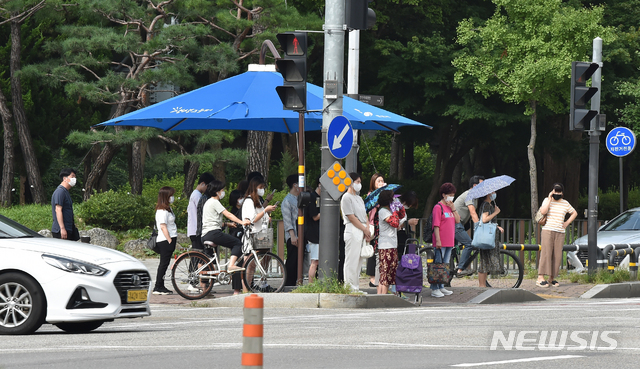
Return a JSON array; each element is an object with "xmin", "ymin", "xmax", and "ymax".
[{"xmin": 276, "ymin": 32, "xmax": 307, "ymax": 111}]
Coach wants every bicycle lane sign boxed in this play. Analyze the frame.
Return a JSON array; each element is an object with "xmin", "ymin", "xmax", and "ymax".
[{"xmin": 606, "ymin": 127, "xmax": 636, "ymax": 158}]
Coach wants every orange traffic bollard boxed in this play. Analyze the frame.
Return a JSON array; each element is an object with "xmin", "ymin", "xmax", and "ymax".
[{"xmin": 242, "ymin": 294, "xmax": 263, "ymax": 368}]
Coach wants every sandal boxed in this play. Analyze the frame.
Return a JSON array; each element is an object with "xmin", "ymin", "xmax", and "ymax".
[
  {"xmin": 551, "ymin": 280, "xmax": 560, "ymax": 287},
  {"xmin": 536, "ymin": 280, "xmax": 549, "ymax": 288}
]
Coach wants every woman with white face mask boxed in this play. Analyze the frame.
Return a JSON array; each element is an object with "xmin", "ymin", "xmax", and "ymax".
[
  {"xmin": 154, "ymin": 186, "xmax": 178, "ymax": 295},
  {"xmin": 340, "ymin": 172, "xmax": 372, "ymax": 292},
  {"xmin": 242, "ymin": 177, "xmax": 277, "ymax": 234},
  {"xmin": 430, "ymin": 183, "xmax": 460, "ymax": 298},
  {"xmin": 202, "ymin": 181, "xmax": 251, "ymax": 284}
]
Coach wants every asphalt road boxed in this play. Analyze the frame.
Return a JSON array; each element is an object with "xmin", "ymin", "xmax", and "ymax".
[{"xmin": 2, "ymin": 298, "xmax": 640, "ymax": 369}]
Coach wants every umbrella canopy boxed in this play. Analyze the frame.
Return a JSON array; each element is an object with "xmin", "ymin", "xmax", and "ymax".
[
  {"xmin": 93, "ymin": 65, "xmax": 430, "ymax": 133},
  {"xmin": 466, "ymin": 175, "xmax": 515, "ymax": 200},
  {"xmin": 364, "ymin": 184, "xmax": 402, "ymax": 212}
]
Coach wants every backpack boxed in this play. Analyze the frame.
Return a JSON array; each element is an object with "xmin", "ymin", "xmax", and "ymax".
[{"xmin": 424, "ymin": 203, "xmax": 443, "ymax": 243}]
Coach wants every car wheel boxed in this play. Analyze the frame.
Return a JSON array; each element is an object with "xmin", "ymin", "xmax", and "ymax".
[
  {"xmin": 55, "ymin": 321, "xmax": 104, "ymax": 333},
  {"xmin": 0, "ymin": 272, "xmax": 46, "ymax": 335}
]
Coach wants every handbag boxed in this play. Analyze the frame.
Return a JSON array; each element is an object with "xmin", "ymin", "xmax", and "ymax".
[
  {"xmin": 471, "ymin": 204, "xmax": 497, "ymax": 250},
  {"xmin": 146, "ymin": 226, "xmax": 159, "ymax": 253},
  {"xmin": 535, "ymin": 209, "xmax": 547, "ymax": 226},
  {"xmin": 427, "ymin": 249, "xmax": 450, "ymax": 284},
  {"xmin": 361, "ymin": 234, "xmax": 374, "ymax": 258}
]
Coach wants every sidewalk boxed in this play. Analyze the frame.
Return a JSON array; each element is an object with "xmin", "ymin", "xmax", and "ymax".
[{"xmin": 141, "ymin": 258, "xmax": 596, "ymax": 306}]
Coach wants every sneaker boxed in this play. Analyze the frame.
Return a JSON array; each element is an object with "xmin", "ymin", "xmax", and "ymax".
[
  {"xmin": 456, "ymin": 269, "xmax": 473, "ymax": 277},
  {"xmin": 187, "ymin": 284, "xmax": 202, "ymax": 293},
  {"xmin": 152, "ymin": 287, "xmax": 173, "ymax": 295},
  {"xmin": 431, "ymin": 289, "xmax": 444, "ymax": 298},
  {"xmin": 440, "ymin": 288, "xmax": 453, "ymax": 295}
]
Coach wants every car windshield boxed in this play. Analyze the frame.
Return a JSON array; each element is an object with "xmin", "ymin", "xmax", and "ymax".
[
  {"xmin": 0, "ymin": 215, "xmax": 40, "ymax": 238},
  {"xmin": 601, "ymin": 210, "xmax": 640, "ymax": 231}
]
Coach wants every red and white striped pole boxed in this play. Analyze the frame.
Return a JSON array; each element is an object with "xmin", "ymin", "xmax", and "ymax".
[{"xmin": 242, "ymin": 294, "xmax": 263, "ymax": 368}]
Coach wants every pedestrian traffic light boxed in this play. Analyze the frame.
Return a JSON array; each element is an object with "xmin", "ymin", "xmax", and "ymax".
[
  {"xmin": 345, "ymin": 0, "xmax": 376, "ymax": 30},
  {"xmin": 570, "ymin": 61, "xmax": 599, "ymax": 131},
  {"xmin": 276, "ymin": 32, "xmax": 307, "ymax": 111}
]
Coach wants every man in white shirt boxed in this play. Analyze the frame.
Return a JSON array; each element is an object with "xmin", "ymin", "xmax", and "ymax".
[{"xmin": 187, "ymin": 173, "xmax": 215, "ymax": 251}]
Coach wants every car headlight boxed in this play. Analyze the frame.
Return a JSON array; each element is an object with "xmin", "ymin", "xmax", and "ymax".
[{"xmin": 42, "ymin": 254, "xmax": 109, "ymax": 276}]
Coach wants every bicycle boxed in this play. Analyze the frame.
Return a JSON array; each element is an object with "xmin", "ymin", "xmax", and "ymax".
[
  {"xmin": 170, "ymin": 223, "xmax": 286, "ymax": 299},
  {"xmin": 446, "ymin": 245, "xmax": 523, "ymax": 289}
]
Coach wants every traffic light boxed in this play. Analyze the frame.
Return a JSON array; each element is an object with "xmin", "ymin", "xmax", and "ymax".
[
  {"xmin": 345, "ymin": 0, "xmax": 376, "ymax": 30},
  {"xmin": 570, "ymin": 61, "xmax": 599, "ymax": 131},
  {"xmin": 276, "ymin": 32, "xmax": 307, "ymax": 111}
]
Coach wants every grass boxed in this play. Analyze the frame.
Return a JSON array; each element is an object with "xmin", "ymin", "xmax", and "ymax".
[
  {"xmin": 291, "ymin": 274, "xmax": 355, "ymax": 294},
  {"xmin": 569, "ymin": 269, "xmax": 631, "ymax": 284}
]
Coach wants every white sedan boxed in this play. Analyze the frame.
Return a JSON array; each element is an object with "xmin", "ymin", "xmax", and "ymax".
[{"xmin": 0, "ymin": 215, "xmax": 151, "ymax": 334}]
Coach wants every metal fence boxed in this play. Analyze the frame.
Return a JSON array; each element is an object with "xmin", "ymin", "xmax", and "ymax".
[{"xmin": 216, "ymin": 218, "xmax": 601, "ymax": 270}]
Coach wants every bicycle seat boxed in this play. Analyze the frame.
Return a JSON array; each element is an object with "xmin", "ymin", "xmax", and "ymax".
[{"xmin": 203, "ymin": 240, "xmax": 218, "ymax": 247}]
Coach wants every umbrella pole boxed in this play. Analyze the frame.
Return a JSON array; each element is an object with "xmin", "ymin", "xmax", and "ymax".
[{"xmin": 297, "ymin": 111, "xmax": 305, "ymax": 285}]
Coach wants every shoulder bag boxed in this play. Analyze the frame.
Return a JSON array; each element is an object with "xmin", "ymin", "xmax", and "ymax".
[
  {"xmin": 534, "ymin": 209, "xmax": 547, "ymax": 226},
  {"xmin": 146, "ymin": 226, "xmax": 159, "ymax": 253},
  {"xmin": 427, "ymin": 249, "xmax": 450, "ymax": 284},
  {"xmin": 471, "ymin": 203, "xmax": 497, "ymax": 250}
]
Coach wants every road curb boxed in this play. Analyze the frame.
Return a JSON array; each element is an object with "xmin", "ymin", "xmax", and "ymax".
[
  {"xmin": 580, "ymin": 282, "xmax": 640, "ymax": 299},
  {"xmin": 467, "ymin": 288, "xmax": 545, "ymax": 304},
  {"xmin": 191, "ymin": 293, "xmax": 416, "ymax": 309}
]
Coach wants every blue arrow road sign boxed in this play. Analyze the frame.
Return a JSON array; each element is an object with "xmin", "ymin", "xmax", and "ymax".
[
  {"xmin": 606, "ymin": 127, "xmax": 636, "ymax": 158},
  {"xmin": 328, "ymin": 116, "xmax": 354, "ymax": 159}
]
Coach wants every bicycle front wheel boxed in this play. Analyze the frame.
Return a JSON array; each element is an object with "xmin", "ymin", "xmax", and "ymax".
[
  {"xmin": 242, "ymin": 252, "xmax": 286, "ymax": 293},
  {"xmin": 486, "ymin": 250, "xmax": 524, "ymax": 289},
  {"xmin": 171, "ymin": 251, "xmax": 214, "ymax": 300}
]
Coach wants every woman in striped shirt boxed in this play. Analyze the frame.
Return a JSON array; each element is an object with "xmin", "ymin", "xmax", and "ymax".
[{"xmin": 537, "ymin": 183, "xmax": 577, "ymax": 288}]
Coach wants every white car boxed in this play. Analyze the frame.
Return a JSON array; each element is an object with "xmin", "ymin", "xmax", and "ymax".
[{"xmin": 0, "ymin": 215, "xmax": 151, "ymax": 334}]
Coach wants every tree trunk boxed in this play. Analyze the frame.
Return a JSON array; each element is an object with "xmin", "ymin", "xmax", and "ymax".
[
  {"xmin": 246, "ymin": 131, "xmax": 273, "ymax": 182},
  {"xmin": 10, "ymin": 19, "xmax": 45, "ymax": 204},
  {"xmin": 389, "ymin": 133, "xmax": 399, "ymax": 178},
  {"xmin": 281, "ymin": 133, "xmax": 297, "ymax": 160},
  {"xmin": 83, "ymin": 143, "xmax": 120, "ymax": 201},
  {"xmin": 398, "ymin": 141, "xmax": 405, "ymax": 180},
  {"xmin": 129, "ymin": 127, "xmax": 145, "ymax": 195},
  {"xmin": 0, "ymin": 88, "xmax": 14, "ymax": 207},
  {"xmin": 183, "ymin": 143, "xmax": 206, "ymax": 198},
  {"xmin": 19, "ymin": 174, "xmax": 26, "ymax": 205},
  {"xmin": 527, "ymin": 99, "xmax": 538, "ymax": 220},
  {"xmin": 423, "ymin": 124, "xmax": 452, "ymax": 218},
  {"xmin": 212, "ymin": 142, "xmax": 226, "ymax": 182},
  {"xmin": 404, "ymin": 138, "xmax": 414, "ymax": 179}
]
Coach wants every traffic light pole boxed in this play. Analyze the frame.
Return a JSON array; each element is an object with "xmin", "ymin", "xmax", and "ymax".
[
  {"xmin": 587, "ymin": 37, "xmax": 603, "ymax": 274},
  {"xmin": 297, "ymin": 111, "xmax": 305, "ymax": 285},
  {"xmin": 318, "ymin": 0, "xmax": 345, "ymax": 279},
  {"xmin": 345, "ymin": 30, "xmax": 360, "ymax": 173}
]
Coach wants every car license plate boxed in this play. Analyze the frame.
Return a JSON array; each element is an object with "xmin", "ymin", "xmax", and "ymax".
[{"xmin": 127, "ymin": 289, "xmax": 148, "ymax": 303}]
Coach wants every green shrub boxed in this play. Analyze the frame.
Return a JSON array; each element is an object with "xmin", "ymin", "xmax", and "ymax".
[
  {"xmin": 292, "ymin": 273, "xmax": 354, "ymax": 294},
  {"xmin": 569, "ymin": 268, "xmax": 630, "ymax": 284},
  {"xmin": 0, "ymin": 204, "xmax": 53, "ymax": 231},
  {"xmin": 77, "ymin": 190, "xmax": 153, "ymax": 230}
]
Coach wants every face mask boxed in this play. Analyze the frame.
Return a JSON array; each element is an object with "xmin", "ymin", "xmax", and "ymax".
[
  {"xmin": 219, "ymin": 191, "xmax": 225, "ymax": 200},
  {"xmin": 68, "ymin": 177, "xmax": 77, "ymax": 187},
  {"xmin": 257, "ymin": 188, "xmax": 265, "ymax": 197},
  {"xmin": 490, "ymin": 193, "xmax": 497, "ymax": 201},
  {"xmin": 238, "ymin": 198, "xmax": 245, "ymax": 206},
  {"xmin": 169, "ymin": 196, "xmax": 175, "ymax": 204},
  {"xmin": 353, "ymin": 183, "xmax": 362, "ymax": 193},
  {"xmin": 446, "ymin": 196, "xmax": 454, "ymax": 203},
  {"xmin": 552, "ymin": 194, "xmax": 562, "ymax": 200}
]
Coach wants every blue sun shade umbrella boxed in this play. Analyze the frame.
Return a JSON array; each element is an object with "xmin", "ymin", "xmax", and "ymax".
[
  {"xmin": 364, "ymin": 184, "xmax": 402, "ymax": 212},
  {"xmin": 93, "ymin": 66, "xmax": 431, "ymax": 133}
]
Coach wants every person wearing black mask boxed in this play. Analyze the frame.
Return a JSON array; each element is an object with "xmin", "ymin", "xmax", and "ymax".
[{"xmin": 536, "ymin": 183, "xmax": 577, "ymax": 288}]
